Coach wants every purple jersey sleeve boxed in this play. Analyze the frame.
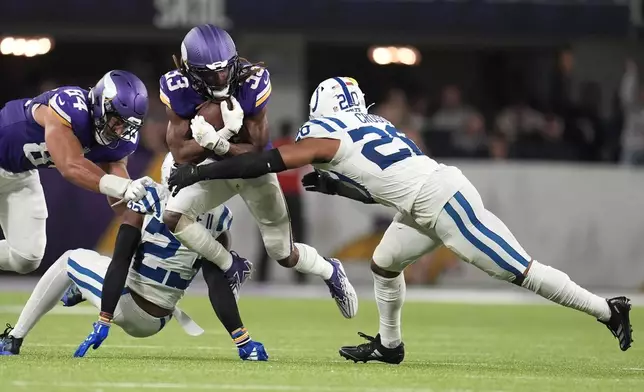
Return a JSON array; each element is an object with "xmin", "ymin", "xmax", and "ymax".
[
  {"xmin": 47, "ymin": 87, "xmax": 94, "ymax": 145},
  {"xmin": 235, "ymin": 68, "xmax": 272, "ymax": 117},
  {"xmin": 159, "ymin": 71, "xmax": 205, "ymax": 119}
]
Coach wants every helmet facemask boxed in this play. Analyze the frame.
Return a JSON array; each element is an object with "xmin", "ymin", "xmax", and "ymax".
[
  {"xmin": 181, "ymin": 55, "xmax": 239, "ymax": 100},
  {"xmin": 93, "ymin": 98, "xmax": 142, "ymax": 147}
]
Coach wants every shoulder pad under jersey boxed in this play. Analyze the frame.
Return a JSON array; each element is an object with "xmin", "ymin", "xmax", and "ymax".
[
  {"xmin": 47, "ymin": 87, "xmax": 93, "ymax": 140},
  {"xmin": 295, "ymin": 116, "xmax": 349, "ymax": 142},
  {"xmin": 236, "ymin": 67, "xmax": 271, "ymax": 117},
  {"xmin": 127, "ymin": 184, "xmax": 169, "ymax": 217},
  {"xmin": 159, "ymin": 70, "xmax": 205, "ymax": 119}
]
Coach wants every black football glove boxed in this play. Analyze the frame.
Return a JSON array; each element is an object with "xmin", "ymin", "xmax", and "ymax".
[
  {"xmin": 301, "ymin": 170, "xmax": 338, "ymax": 195},
  {"xmin": 168, "ymin": 163, "xmax": 201, "ymax": 196}
]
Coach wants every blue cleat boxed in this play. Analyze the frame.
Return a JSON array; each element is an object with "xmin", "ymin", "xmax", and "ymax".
[
  {"xmin": 0, "ymin": 324, "xmax": 22, "ymax": 356},
  {"xmin": 238, "ymin": 340, "xmax": 268, "ymax": 361},
  {"xmin": 61, "ymin": 283, "xmax": 86, "ymax": 307},
  {"xmin": 324, "ymin": 258, "xmax": 358, "ymax": 319},
  {"xmin": 225, "ymin": 251, "xmax": 253, "ymax": 300}
]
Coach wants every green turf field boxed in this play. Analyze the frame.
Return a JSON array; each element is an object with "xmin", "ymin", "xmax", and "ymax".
[{"xmin": 0, "ymin": 292, "xmax": 642, "ymax": 392}]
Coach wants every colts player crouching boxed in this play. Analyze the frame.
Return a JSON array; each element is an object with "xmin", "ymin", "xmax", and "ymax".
[{"xmin": 0, "ymin": 163, "xmax": 267, "ymax": 361}]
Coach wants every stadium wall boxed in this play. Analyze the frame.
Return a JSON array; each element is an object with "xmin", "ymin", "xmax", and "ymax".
[{"xmin": 224, "ymin": 161, "xmax": 644, "ymax": 290}]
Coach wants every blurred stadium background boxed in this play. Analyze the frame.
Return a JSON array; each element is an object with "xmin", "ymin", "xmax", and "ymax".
[{"xmin": 2, "ymin": 0, "xmax": 644, "ymax": 292}]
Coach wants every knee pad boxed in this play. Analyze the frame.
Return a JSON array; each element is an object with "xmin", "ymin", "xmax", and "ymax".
[
  {"xmin": 9, "ymin": 248, "xmax": 43, "ymax": 274},
  {"xmin": 372, "ymin": 241, "xmax": 401, "ymax": 273},
  {"xmin": 262, "ymin": 227, "xmax": 293, "ymax": 262},
  {"xmin": 267, "ymin": 244, "xmax": 292, "ymax": 263}
]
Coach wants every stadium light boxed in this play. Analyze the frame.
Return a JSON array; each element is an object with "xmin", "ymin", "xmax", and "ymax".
[
  {"xmin": 0, "ymin": 37, "xmax": 53, "ymax": 57},
  {"xmin": 368, "ymin": 46, "xmax": 421, "ymax": 66}
]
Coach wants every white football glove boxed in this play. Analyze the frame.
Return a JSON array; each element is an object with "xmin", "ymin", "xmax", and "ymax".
[
  {"xmin": 123, "ymin": 176, "xmax": 154, "ymax": 202},
  {"xmin": 219, "ymin": 96, "xmax": 244, "ymax": 138},
  {"xmin": 190, "ymin": 115, "xmax": 230, "ymax": 155}
]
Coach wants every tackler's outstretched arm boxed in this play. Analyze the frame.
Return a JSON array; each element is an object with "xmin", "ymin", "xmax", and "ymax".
[
  {"xmin": 301, "ymin": 170, "xmax": 376, "ymax": 205},
  {"xmin": 167, "ymin": 138, "xmax": 340, "ymax": 194},
  {"xmin": 42, "ymin": 107, "xmax": 150, "ymax": 202}
]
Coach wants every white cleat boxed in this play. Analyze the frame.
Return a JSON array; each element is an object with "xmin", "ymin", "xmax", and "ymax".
[{"xmin": 324, "ymin": 258, "xmax": 358, "ymax": 318}]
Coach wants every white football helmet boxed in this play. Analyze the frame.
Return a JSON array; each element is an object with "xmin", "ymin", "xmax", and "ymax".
[{"xmin": 309, "ymin": 77, "xmax": 367, "ymax": 119}]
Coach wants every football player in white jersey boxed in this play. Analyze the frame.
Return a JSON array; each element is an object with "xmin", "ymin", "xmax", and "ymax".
[
  {"xmin": 168, "ymin": 77, "xmax": 633, "ymax": 363},
  {"xmin": 0, "ymin": 166, "xmax": 268, "ymax": 361}
]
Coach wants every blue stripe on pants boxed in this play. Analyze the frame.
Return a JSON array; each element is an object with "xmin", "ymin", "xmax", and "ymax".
[
  {"xmin": 68, "ymin": 272, "xmax": 102, "ymax": 298},
  {"xmin": 68, "ymin": 258, "xmax": 104, "ymax": 284},
  {"xmin": 67, "ymin": 257, "xmax": 131, "ymax": 297},
  {"xmin": 443, "ymin": 202, "xmax": 523, "ymax": 279},
  {"xmin": 453, "ymin": 192, "xmax": 529, "ymax": 268}
]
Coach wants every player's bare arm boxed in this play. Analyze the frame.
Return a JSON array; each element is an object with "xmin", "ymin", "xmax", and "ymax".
[
  {"xmin": 40, "ymin": 105, "xmax": 111, "ymax": 192},
  {"xmin": 165, "ymin": 107, "xmax": 211, "ymax": 164},
  {"xmin": 39, "ymin": 105, "xmax": 148, "ymax": 202},
  {"xmin": 168, "ymin": 138, "xmax": 339, "ymax": 193},
  {"xmin": 226, "ymin": 107, "xmax": 269, "ymax": 156}
]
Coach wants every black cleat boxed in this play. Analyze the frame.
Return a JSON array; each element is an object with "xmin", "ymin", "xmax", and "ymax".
[
  {"xmin": 0, "ymin": 324, "xmax": 23, "ymax": 356},
  {"xmin": 599, "ymin": 296, "xmax": 633, "ymax": 351},
  {"xmin": 339, "ymin": 332, "xmax": 404, "ymax": 364}
]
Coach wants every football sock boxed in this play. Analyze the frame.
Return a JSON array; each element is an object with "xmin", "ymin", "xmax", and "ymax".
[
  {"xmin": 11, "ymin": 255, "xmax": 70, "ymax": 338},
  {"xmin": 231, "ymin": 327, "xmax": 251, "ymax": 347},
  {"xmin": 521, "ymin": 260, "xmax": 611, "ymax": 321},
  {"xmin": 201, "ymin": 261, "xmax": 245, "ymax": 336},
  {"xmin": 174, "ymin": 219, "xmax": 233, "ymax": 271},
  {"xmin": 373, "ymin": 271, "xmax": 405, "ymax": 349},
  {"xmin": 293, "ymin": 243, "xmax": 333, "ymax": 280}
]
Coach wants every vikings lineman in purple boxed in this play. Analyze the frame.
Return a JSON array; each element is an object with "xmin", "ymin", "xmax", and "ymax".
[
  {"xmin": 156, "ymin": 24, "xmax": 358, "ymax": 318},
  {"xmin": 0, "ymin": 70, "xmax": 152, "ymax": 274}
]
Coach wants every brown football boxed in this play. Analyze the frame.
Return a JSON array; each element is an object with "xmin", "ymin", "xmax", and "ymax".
[{"xmin": 197, "ymin": 100, "xmax": 225, "ymax": 131}]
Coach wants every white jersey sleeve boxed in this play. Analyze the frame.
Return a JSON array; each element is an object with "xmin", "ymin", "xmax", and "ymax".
[{"xmin": 126, "ymin": 183, "xmax": 169, "ymax": 218}]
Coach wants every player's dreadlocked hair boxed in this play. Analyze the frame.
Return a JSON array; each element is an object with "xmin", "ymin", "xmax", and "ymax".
[
  {"xmin": 236, "ymin": 57, "xmax": 266, "ymax": 85},
  {"xmin": 171, "ymin": 55, "xmax": 265, "ymax": 83}
]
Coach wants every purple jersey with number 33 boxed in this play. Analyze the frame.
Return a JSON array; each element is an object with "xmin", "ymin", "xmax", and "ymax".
[
  {"xmin": 0, "ymin": 86, "xmax": 139, "ymax": 173},
  {"xmin": 159, "ymin": 62, "xmax": 272, "ymax": 122}
]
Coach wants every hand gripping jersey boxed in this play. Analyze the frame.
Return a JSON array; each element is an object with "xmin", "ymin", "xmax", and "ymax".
[
  {"xmin": 296, "ymin": 112, "xmax": 467, "ymax": 219},
  {"xmin": 159, "ymin": 61, "xmax": 272, "ymax": 120},
  {"xmin": 0, "ymin": 87, "xmax": 138, "ymax": 173},
  {"xmin": 126, "ymin": 184, "xmax": 233, "ymax": 310}
]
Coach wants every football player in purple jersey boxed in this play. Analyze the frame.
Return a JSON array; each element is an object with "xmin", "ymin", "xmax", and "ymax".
[
  {"xmin": 119, "ymin": 24, "xmax": 352, "ymax": 321},
  {"xmin": 0, "ymin": 70, "xmax": 152, "ymax": 274}
]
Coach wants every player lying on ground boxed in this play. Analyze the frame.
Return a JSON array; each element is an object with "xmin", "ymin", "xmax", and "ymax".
[
  {"xmin": 0, "ymin": 176, "xmax": 267, "ymax": 361},
  {"xmin": 168, "ymin": 77, "xmax": 633, "ymax": 364},
  {"xmin": 0, "ymin": 70, "xmax": 152, "ymax": 275},
  {"xmin": 148, "ymin": 24, "xmax": 356, "ymax": 318}
]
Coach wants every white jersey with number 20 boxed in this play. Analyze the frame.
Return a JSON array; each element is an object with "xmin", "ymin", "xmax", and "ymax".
[{"xmin": 296, "ymin": 112, "xmax": 467, "ymax": 226}]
